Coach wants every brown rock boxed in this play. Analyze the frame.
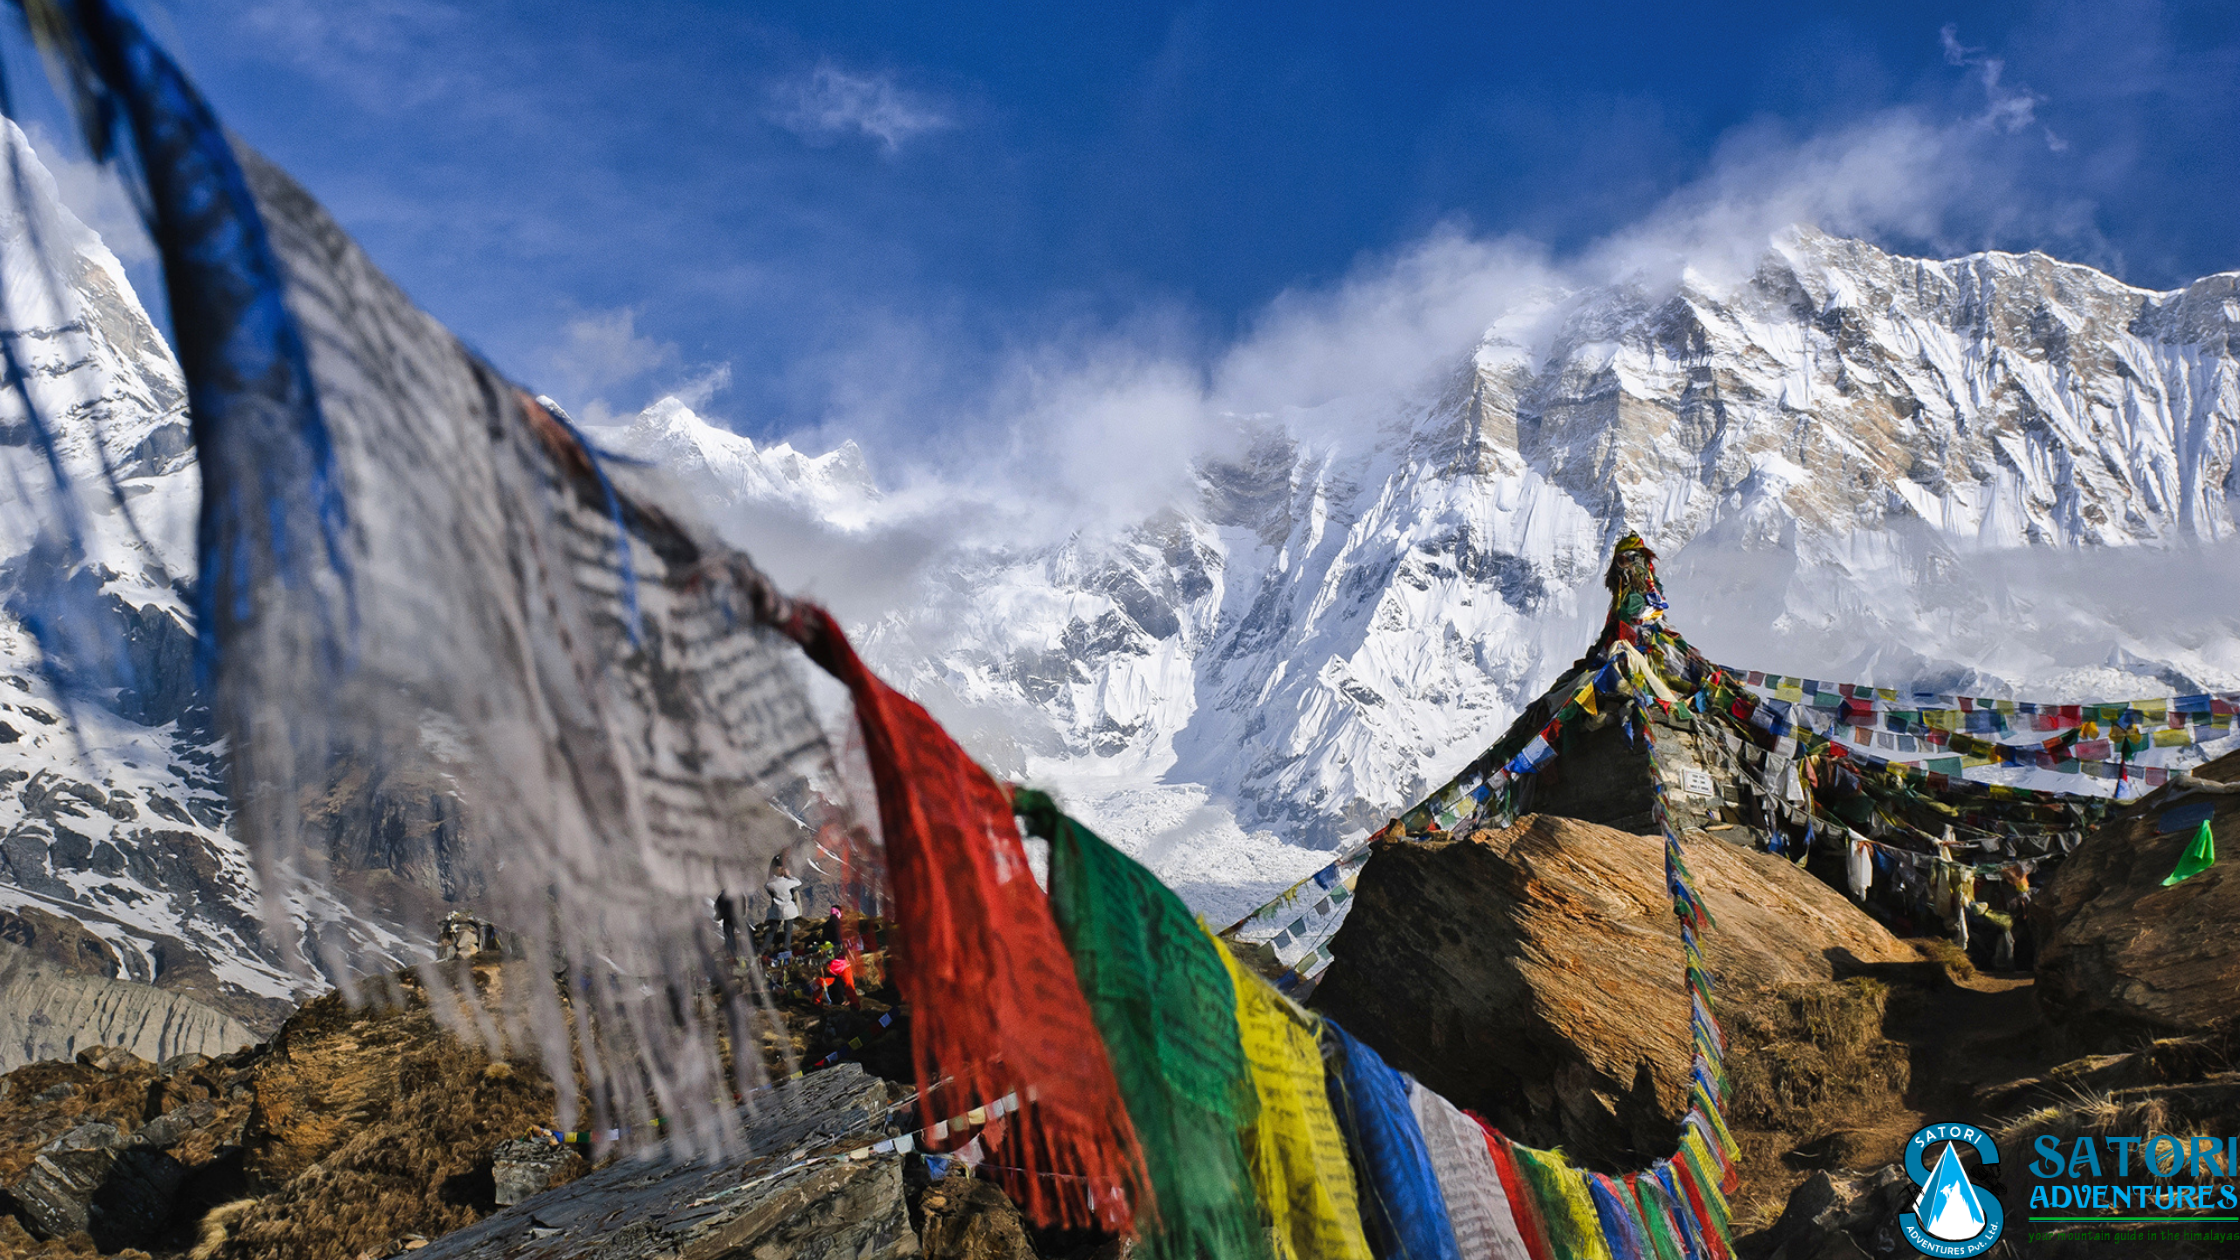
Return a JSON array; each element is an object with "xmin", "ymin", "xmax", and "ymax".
[
  {"xmin": 489, "ymin": 1137, "xmax": 582, "ymax": 1207},
  {"xmin": 1310, "ymin": 813, "xmax": 1917, "ymax": 1167},
  {"xmin": 9, "ymin": 1122, "xmax": 184, "ymax": 1250},
  {"xmin": 2036, "ymin": 749, "xmax": 2240, "ymax": 1038},
  {"xmin": 917, "ymin": 1177, "xmax": 1034, "ymax": 1260}
]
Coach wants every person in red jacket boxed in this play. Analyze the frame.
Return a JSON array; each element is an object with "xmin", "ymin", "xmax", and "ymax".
[{"xmin": 823, "ymin": 955, "xmax": 860, "ymax": 1009}]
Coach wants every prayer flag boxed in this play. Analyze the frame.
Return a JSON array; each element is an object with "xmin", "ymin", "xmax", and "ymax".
[
  {"xmin": 1207, "ymin": 927, "xmax": 1372, "ymax": 1260},
  {"xmin": 1321, "ymin": 1023, "xmax": 1463, "ymax": 1260},
  {"xmin": 799, "ymin": 620, "xmax": 1146, "ymax": 1229},
  {"xmin": 1025, "ymin": 791, "xmax": 1260, "ymax": 1259},
  {"xmin": 2162, "ymin": 821, "xmax": 2217, "ymax": 886}
]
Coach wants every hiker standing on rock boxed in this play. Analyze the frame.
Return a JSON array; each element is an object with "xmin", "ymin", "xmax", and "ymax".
[{"xmin": 766, "ymin": 858, "xmax": 804, "ymax": 954}]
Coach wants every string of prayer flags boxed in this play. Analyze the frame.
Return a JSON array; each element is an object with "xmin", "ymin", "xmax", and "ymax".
[
  {"xmin": 2162, "ymin": 820, "xmax": 2217, "ymax": 886},
  {"xmin": 1722, "ymin": 666, "xmax": 2240, "ymax": 725},
  {"xmin": 1024, "ymin": 789, "xmax": 1265, "ymax": 1260},
  {"xmin": 6, "ymin": 8, "xmax": 1883, "ymax": 1248}
]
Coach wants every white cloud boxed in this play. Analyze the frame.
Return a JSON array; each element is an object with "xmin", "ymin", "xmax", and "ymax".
[
  {"xmin": 1941, "ymin": 23, "xmax": 2062, "ymax": 150},
  {"xmin": 540, "ymin": 307, "xmax": 674, "ymax": 409},
  {"xmin": 535, "ymin": 308, "xmax": 739, "ymax": 427},
  {"xmin": 669, "ymin": 362, "xmax": 734, "ymax": 412},
  {"xmin": 231, "ymin": 0, "xmax": 475, "ymax": 111},
  {"xmin": 767, "ymin": 63, "xmax": 955, "ymax": 151},
  {"xmin": 624, "ymin": 28, "xmax": 2113, "ymax": 593}
]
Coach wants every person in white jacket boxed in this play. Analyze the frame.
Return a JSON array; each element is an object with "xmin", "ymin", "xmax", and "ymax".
[{"xmin": 765, "ymin": 858, "xmax": 805, "ymax": 954}]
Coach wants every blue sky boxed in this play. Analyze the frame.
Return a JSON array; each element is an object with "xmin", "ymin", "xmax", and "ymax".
[{"xmin": 28, "ymin": 2, "xmax": 2240, "ymax": 456}]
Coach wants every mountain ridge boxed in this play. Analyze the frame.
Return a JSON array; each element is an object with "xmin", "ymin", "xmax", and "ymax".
[{"xmin": 593, "ymin": 225, "xmax": 2240, "ymax": 920}]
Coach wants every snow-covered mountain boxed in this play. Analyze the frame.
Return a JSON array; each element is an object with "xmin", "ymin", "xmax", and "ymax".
[
  {"xmin": 0, "ymin": 125, "xmax": 398, "ymax": 1030},
  {"xmin": 597, "ymin": 227, "xmax": 2240, "ymax": 922}
]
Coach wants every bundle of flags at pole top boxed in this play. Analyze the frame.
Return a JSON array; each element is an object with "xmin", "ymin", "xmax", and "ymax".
[{"xmin": 6, "ymin": 3, "xmax": 1744, "ymax": 1252}]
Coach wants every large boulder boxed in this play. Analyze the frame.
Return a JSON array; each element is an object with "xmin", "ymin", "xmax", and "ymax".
[
  {"xmin": 2035, "ymin": 750, "xmax": 2240, "ymax": 1037},
  {"xmin": 1310, "ymin": 813, "xmax": 1917, "ymax": 1168},
  {"xmin": 10, "ymin": 1120, "xmax": 185, "ymax": 1249}
]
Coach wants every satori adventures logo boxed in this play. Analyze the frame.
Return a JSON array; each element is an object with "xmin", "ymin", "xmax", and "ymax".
[{"xmin": 1900, "ymin": 1123, "xmax": 2004, "ymax": 1258}]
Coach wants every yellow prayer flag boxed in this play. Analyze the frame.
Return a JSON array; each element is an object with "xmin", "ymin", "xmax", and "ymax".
[{"xmin": 1207, "ymin": 926, "xmax": 1374, "ymax": 1260}]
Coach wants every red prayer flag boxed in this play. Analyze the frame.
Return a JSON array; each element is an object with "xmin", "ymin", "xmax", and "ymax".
[
  {"xmin": 1472, "ymin": 1118, "xmax": 1557, "ymax": 1260},
  {"xmin": 788, "ymin": 607, "xmax": 1147, "ymax": 1231}
]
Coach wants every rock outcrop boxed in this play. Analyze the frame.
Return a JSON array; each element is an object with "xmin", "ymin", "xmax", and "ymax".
[
  {"xmin": 0, "ymin": 1044, "xmax": 256, "ymax": 1255},
  {"xmin": 2035, "ymin": 749, "xmax": 2240, "ymax": 1038},
  {"xmin": 0, "ymin": 961, "xmax": 583, "ymax": 1257},
  {"xmin": 414, "ymin": 1064, "xmax": 917, "ymax": 1260},
  {"xmin": 11, "ymin": 1121, "xmax": 186, "ymax": 1250},
  {"xmin": 1310, "ymin": 813, "xmax": 1918, "ymax": 1168},
  {"xmin": 0, "ymin": 940, "xmax": 257, "ymax": 1072}
]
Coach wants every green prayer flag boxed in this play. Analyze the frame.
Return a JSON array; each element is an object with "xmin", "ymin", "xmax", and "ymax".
[
  {"xmin": 2163, "ymin": 820, "xmax": 2217, "ymax": 886},
  {"xmin": 1019, "ymin": 789, "xmax": 1267, "ymax": 1260}
]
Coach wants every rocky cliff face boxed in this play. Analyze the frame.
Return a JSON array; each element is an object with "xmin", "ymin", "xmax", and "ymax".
[{"xmin": 0, "ymin": 939, "xmax": 255, "ymax": 1073}]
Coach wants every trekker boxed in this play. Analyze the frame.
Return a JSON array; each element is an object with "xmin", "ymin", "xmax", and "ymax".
[
  {"xmin": 766, "ymin": 858, "xmax": 804, "ymax": 954},
  {"xmin": 824, "ymin": 955, "xmax": 859, "ymax": 1009},
  {"xmin": 714, "ymin": 891, "xmax": 741, "ymax": 957},
  {"xmin": 822, "ymin": 905, "xmax": 845, "ymax": 950}
]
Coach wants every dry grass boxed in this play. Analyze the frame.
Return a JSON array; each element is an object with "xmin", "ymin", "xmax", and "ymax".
[
  {"xmin": 1914, "ymin": 939, "xmax": 1976, "ymax": 981},
  {"xmin": 1728, "ymin": 979, "xmax": 1907, "ymax": 1131},
  {"xmin": 1723, "ymin": 978, "xmax": 1914, "ymax": 1239},
  {"xmin": 188, "ymin": 1200, "xmax": 257, "ymax": 1260},
  {"xmin": 199, "ymin": 968, "xmax": 579, "ymax": 1260}
]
